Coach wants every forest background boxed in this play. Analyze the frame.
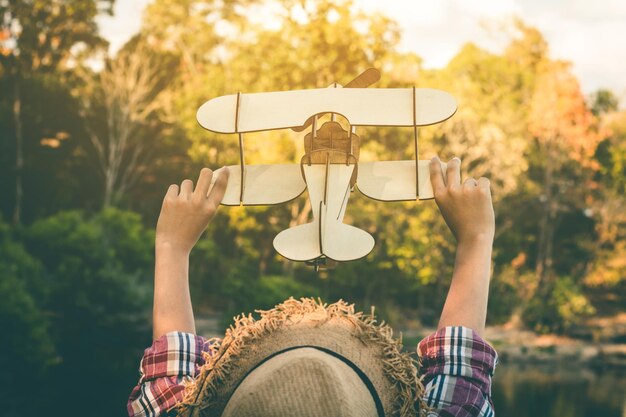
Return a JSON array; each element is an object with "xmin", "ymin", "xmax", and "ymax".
[{"xmin": 1, "ymin": 0, "xmax": 625, "ymax": 416}]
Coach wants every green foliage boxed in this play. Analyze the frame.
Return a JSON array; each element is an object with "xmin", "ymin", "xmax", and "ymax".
[
  {"xmin": 487, "ymin": 267, "xmax": 526, "ymax": 325},
  {"xmin": 0, "ymin": 208, "xmax": 155, "ymax": 416},
  {"xmin": 0, "ymin": 218, "xmax": 56, "ymax": 414},
  {"xmin": 230, "ymin": 274, "xmax": 318, "ymax": 316},
  {"xmin": 22, "ymin": 208, "xmax": 153, "ymax": 415},
  {"xmin": 590, "ymin": 89, "xmax": 619, "ymax": 116},
  {"xmin": 25, "ymin": 208, "xmax": 153, "ymax": 344},
  {"xmin": 0, "ymin": 0, "xmax": 114, "ymax": 73},
  {"xmin": 523, "ymin": 276, "xmax": 595, "ymax": 333}
]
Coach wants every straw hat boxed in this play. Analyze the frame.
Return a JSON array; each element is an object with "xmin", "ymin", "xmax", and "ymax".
[{"xmin": 174, "ymin": 298, "xmax": 426, "ymax": 417}]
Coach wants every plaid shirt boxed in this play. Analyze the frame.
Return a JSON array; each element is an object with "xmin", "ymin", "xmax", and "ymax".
[{"xmin": 128, "ymin": 326, "xmax": 497, "ymax": 417}]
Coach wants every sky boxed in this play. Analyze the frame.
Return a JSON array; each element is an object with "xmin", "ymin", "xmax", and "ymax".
[{"xmin": 97, "ymin": 0, "xmax": 626, "ymax": 99}]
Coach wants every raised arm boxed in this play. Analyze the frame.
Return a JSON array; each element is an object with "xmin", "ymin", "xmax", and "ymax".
[
  {"xmin": 415, "ymin": 158, "xmax": 497, "ymax": 416},
  {"xmin": 153, "ymin": 167, "xmax": 229, "ymax": 340},
  {"xmin": 429, "ymin": 157, "xmax": 494, "ymax": 337}
]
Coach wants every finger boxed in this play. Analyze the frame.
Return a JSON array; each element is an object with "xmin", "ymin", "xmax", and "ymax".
[
  {"xmin": 429, "ymin": 156, "xmax": 446, "ymax": 192},
  {"xmin": 194, "ymin": 168, "xmax": 214, "ymax": 199},
  {"xmin": 478, "ymin": 177, "xmax": 491, "ymax": 193},
  {"xmin": 446, "ymin": 157, "xmax": 461, "ymax": 187},
  {"xmin": 180, "ymin": 179, "xmax": 193, "ymax": 199},
  {"xmin": 164, "ymin": 184, "xmax": 179, "ymax": 201},
  {"xmin": 207, "ymin": 166, "xmax": 230, "ymax": 207},
  {"xmin": 478, "ymin": 177, "xmax": 490, "ymax": 187},
  {"xmin": 463, "ymin": 177, "xmax": 478, "ymax": 188}
]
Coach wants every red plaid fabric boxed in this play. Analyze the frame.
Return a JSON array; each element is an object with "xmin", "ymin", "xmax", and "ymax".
[
  {"xmin": 418, "ymin": 326, "xmax": 498, "ymax": 417},
  {"xmin": 128, "ymin": 326, "xmax": 497, "ymax": 417},
  {"xmin": 127, "ymin": 332, "xmax": 208, "ymax": 417}
]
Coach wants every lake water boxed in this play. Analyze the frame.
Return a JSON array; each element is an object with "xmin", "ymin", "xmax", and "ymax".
[{"xmin": 492, "ymin": 364, "xmax": 626, "ymax": 417}]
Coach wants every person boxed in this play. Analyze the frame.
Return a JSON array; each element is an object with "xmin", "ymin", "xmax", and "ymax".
[{"xmin": 127, "ymin": 157, "xmax": 498, "ymax": 417}]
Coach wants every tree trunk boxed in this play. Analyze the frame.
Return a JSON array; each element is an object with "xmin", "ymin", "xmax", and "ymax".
[
  {"xmin": 535, "ymin": 139, "xmax": 557, "ymax": 297},
  {"xmin": 103, "ymin": 167, "xmax": 114, "ymax": 208},
  {"xmin": 12, "ymin": 65, "xmax": 23, "ymax": 225}
]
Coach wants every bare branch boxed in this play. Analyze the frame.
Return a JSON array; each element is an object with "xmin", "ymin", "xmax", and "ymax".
[{"xmin": 75, "ymin": 44, "xmax": 165, "ymax": 207}]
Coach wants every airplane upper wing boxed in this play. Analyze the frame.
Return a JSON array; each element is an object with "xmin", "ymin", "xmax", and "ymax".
[{"xmin": 197, "ymin": 88, "xmax": 457, "ymax": 133}]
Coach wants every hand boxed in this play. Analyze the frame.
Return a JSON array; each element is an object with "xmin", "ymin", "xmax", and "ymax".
[
  {"xmin": 429, "ymin": 157, "xmax": 494, "ymax": 244},
  {"xmin": 155, "ymin": 167, "xmax": 229, "ymax": 255}
]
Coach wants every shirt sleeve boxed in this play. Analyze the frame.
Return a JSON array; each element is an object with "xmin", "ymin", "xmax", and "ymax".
[
  {"xmin": 127, "ymin": 332, "xmax": 211, "ymax": 417},
  {"xmin": 418, "ymin": 326, "xmax": 498, "ymax": 417}
]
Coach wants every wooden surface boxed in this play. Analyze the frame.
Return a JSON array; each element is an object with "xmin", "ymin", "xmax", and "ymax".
[
  {"xmin": 303, "ymin": 121, "xmax": 360, "ymax": 162},
  {"xmin": 210, "ymin": 164, "xmax": 305, "ymax": 205},
  {"xmin": 273, "ymin": 163, "xmax": 374, "ymax": 262},
  {"xmin": 272, "ymin": 223, "xmax": 321, "ymax": 262},
  {"xmin": 357, "ymin": 160, "xmax": 448, "ymax": 201},
  {"xmin": 317, "ymin": 163, "xmax": 374, "ymax": 261},
  {"xmin": 322, "ymin": 221, "xmax": 375, "ymax": 262},
  {"xmin": 292, "ymin": 68, "xmax": 381, "ymax": 132},
  {"xmin": 343, "ymin": 68, "xmax": 381, "ymax": 89},
  {"xmin": 197, "ymin": 88, "xmax": 457, "ymax": 133}
]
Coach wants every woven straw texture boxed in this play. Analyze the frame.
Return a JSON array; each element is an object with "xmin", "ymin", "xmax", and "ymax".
[
  {"xmin": 221, "ymin": 347, "xmax": 378, "ymax": 416},
  {"xmin": 173, "ymin": 298, "xmax": 426, "ymax": 417}
]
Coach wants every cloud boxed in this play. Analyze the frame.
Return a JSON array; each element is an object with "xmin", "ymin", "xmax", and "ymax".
[
  {"xmin": 98, "ymin": 0, "xmax": 626, "ymax": 95},
  {"xmin": 354, "ymin": 0, "xmax": 625, "ymax": 94}
]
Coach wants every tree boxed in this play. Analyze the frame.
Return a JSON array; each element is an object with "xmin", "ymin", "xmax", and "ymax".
[
  {"xmin": 0, "ymin": 217, "xmax": 56, "ymax": 416},
  {"xmin": 590, "ymin": 89, "xmax": 619, "ymax": 116},
  {"xmin": 76, "ymin": 43, "xmax": 168, "ymax": 207},
  {"xmin": 586, "ymin": 110, "xmax": 626, "ymax": 289},
  {"xmin": 529, "ymin": 60, "xmax": 604, "ymax": 288},
  {"xmin": 24, "ymin": 208, "xmax": 153, "ymax": 416},
  {"xmin": 0, "ymin": 0, "xmax": 114, "ymax": 223},
  {"xmin": 418, "ymin": 42, "xmax": 532, "ymax": 196},
  {"xmin": 514, "ymin": 59, "xmax": 606, "ymax": 331}
]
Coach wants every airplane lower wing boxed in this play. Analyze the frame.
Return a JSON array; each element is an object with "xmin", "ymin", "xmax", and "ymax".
[
  {"xmin": 214, "ymin": 164, "xmax": 306, "ymax": 205},
  {"xmin": 356, "ymin": 160, "xmax": 448, "ymax": 201}
]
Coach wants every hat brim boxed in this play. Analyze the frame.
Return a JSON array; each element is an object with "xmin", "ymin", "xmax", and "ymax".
[{"xmin": 174, "ymin": 298, "xmax": 425, "ymax": 417}]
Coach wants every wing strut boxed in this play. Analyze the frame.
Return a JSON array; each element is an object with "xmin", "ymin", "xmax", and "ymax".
[
  {"xmin": 323, "ymin": 151, "xmax": 330, "ymax": 205},
  {"xmin": 412, "ymin": 86, "xmax": 419, "ymax": 199},
  {"xmin": 347, "ymin": 125, "xmax": 353, "ymax": 165},
  {"xmin": 235, "ymin": 92, "xmax": 245, "ymax": 203},
  {"xmin": 306, "ymin": 115, "xmax": 318, "ymax": 166}
]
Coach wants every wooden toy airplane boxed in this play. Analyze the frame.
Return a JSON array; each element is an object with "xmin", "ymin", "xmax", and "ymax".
[{"xmin": 202, "ymin": 69, "xmax": 455, "ymax": 269}]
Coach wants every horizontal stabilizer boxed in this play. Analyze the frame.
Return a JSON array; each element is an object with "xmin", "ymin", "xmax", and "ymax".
[
  {"xmin": 273, "ymin": 223, "xmax": 321, "ymax": 262},
  {"xmin": 322, "ymin": 219, "xmax": 374, "ymax": 262},
  {"xmin": 273, "ymin": 208, "xmax": 374, "ymax": 262},
  {"xmin": 357, "ymin": 160, "xmax": 448, "ymax": 201}
]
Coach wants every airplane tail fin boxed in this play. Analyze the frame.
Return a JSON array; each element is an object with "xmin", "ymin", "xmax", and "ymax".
[{"xmin": 273, "ymin": 212, "xmax": 374, "ymax": 262}]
